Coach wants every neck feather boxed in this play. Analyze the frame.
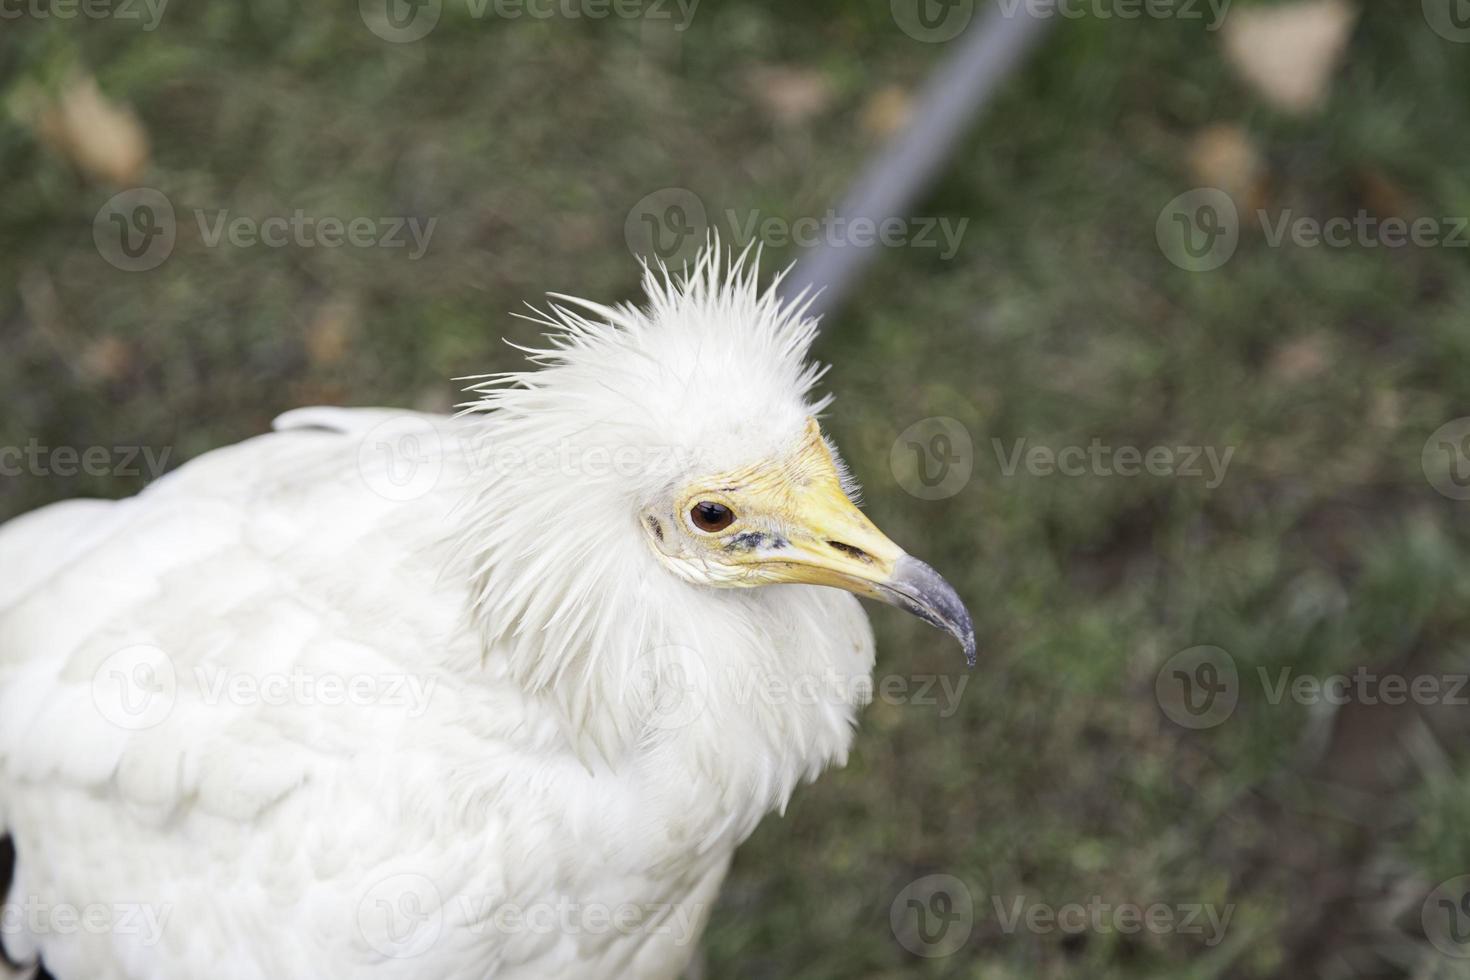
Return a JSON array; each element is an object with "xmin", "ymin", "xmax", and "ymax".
[{"xmin": 443, "ymin": 414, "xmax": 874, "ymax": 831}]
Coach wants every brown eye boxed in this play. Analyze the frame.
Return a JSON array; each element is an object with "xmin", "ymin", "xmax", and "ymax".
[{"xmin": 690, "ymin": 501, "xmax": 735, "ymax": 533}]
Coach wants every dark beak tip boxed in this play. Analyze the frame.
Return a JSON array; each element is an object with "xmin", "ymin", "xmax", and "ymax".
[
  {"xmin": 953, "ymin": 607, "xmax": 977, "ymax": 667},
  {"xmin": 884, "ymin": 555, "xmax": 978, "ymax": 667}
]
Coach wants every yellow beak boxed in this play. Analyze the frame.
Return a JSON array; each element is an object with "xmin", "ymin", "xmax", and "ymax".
[{"xmin": 737, "ymin": 420, "xmax": 976, "ymax": 665}]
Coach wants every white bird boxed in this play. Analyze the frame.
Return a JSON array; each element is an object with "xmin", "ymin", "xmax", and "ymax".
[{"xmin": 0, "ymin": 244, "xmax": 973, "ymax": 980}]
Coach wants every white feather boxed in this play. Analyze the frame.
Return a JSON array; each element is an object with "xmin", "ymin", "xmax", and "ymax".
[{"xmin": 0, "ymin": 244, "xmax": 875, "ymax": 980}]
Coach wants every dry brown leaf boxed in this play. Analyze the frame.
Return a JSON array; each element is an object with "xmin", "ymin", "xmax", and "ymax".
[
  {"xmin": 304, "ymin": 296, "xmax": 358, "ymax": 367},
  {"xmin": 80, "ymin": 335, "xmax": 135, "ymax": 383},
  {"xmin": 1356, "ymin": 168, "xmax": 1414, "ymax": 222},
  {"xmin": 24, "ymin": 74, "xmax": 150, "ymax": 185},
  {"xmin": 745, "ymin": 67, "xmax": 834, "ymax": 126},
  {"xmin": 1222, "ymin": 0, "xmax": 1358, "ymax": 115},
  {"xmin": 860, "ymin": 86, "xmax": 912, "ymax": 139},
  {"xmin": 1269, "ymin": 332, "xmax": 1333, "ymax": 384},
  {"xmin": 1187, "ymin": 123, "xmax": 1267, "ymax": 214},
  {"xmin": 554, "ymin": 213, "xmax": 600, "ymax": 251},
  {"xmin": 1370, "ymin": 389, "xmax": 1401, "ymax": 432},
  {"xmin": 289, "ymin": 381, "xmax": 347, "ymax": 407}
]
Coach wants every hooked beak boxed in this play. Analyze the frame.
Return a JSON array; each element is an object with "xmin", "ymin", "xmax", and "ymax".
[
  {"xmin": 740, "ymin": 420, "xmax": 977, "ymax": 665},
  {"xmin": 876, "ymin": 556, "xmax": 978, "ymax": 667}
]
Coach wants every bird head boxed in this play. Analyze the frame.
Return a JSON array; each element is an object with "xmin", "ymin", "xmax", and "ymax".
[
  {"xmin": 461, "ymin": 242, "xmax": 975, "ymax": 671},
  {"xmin": 638, "ymin": 415, "xmax": 974, "ymax": 665}
]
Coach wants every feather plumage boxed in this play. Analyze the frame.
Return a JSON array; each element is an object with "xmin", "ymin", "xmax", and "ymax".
[{"xmin": 0, "ymin": 245, "xmax": 875, "ymax": 980}]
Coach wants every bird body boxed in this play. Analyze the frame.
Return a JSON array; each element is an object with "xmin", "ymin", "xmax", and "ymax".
[{"xmin": 0, "ymin": 248, "xmax": 970, "ymax": 979}]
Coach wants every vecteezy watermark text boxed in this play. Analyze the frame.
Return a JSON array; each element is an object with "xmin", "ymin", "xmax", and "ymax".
[
  {"xmin": 93, "ymin": 188, "xmax": 437, "ymax": 272},
  {"xmin": 0, "ymin": 441, "xmax": 171, "ymax": 480},
  {"xmin": 889, "ymin": 873, "xmax": 1233, "ymax": 958},
  {"xmin": 194, "ymin": 666, "xmax": 438, "ymax": 718},
  {"xmin": 890, "ymin": 0, "xmax": 1229, "ymax": 43},
  {"xmin": 0, "ymin": 898, "xmax": 172, "ymax": 946},
  {"xmin": 1158, "ymin": 188, "xmax": 1470, "ymax": 272},
  {"xmin": 992, "ymin": 895, "xmax": 1233, "ymax": 947},
  {"xmin": 1156, "ymin": 646, "xmax": 1470, "ymax": 730},
  {"xmin": 355, "ymin": 873, "xmax": 704, "ymax": 960},
  {"xmin": 195, "ymin": 210, "xmax": 436, "ymax": 259},
  {"xmin": 625, "ymin": 189, "xmax": 968, "ymax": 267},
  {"xmin": 993, "ymin": 438, "xmax": 1235, "ymax": 488},
  {"xmin": 996, "ymin": 0, "xmax": 1230, "ymax": 29},
  {"xmin": 90, "ymin": 644, "xmax": 442, "ymax": 732},
  {"xmin": 359, "ymin": 0, "xmax": 700, "ymax": 44},
  {"xmin": 0, "ymin": 0, "xmax": 167, "ymax": 28},
  {"xmin": 459, "ymin": 896, "xmax": 704, "ymax": 945},
  {"xmin": 887, "ymin": 419, "xmax": 1235, "ymax": 501},
  {"xmin": 721, "ymin": 210, "xmax": 968, "ymax": 260},
  {"xmin": 354, "ymin": 416, "xmax": 721, "ymax": 502},
  {"xmin": 1257, "ymin": 667, "xmax": 1468, "ymax": 708},
  {"xmin": 1257, "ymin": 210, "xmax": 1470, "ymax": 251},
  {"xmin": 623, "ymin": 655, "xmax": 971, "ymax": 733}
]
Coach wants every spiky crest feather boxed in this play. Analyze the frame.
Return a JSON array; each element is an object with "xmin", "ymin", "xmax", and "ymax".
[{"xmin": 446, "ymin": 244, "xmax": 869, "ymax": 800}]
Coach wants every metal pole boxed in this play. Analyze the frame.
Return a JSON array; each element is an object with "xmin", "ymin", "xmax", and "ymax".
[{"xmin": 785, "ymin": 2, "xmax": 1055, "ymax": 318}]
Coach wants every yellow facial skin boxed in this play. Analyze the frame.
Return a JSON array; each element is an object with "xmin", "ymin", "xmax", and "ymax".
[
  {"xmin": 668, "ymin": 419, "xmax": 976, "ymax": 664},
  {"xmin": 678, "ymin": 419, "xmax": 901, "ymax": 595}
]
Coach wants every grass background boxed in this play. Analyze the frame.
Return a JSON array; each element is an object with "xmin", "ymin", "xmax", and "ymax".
[{"xmin": 5, "ymin": 0, "xmax": 1470, "ymax": 976}]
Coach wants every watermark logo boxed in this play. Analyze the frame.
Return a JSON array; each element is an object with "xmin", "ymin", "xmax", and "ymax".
[
  {"xmin": 1423, "ymin": 0, "xmax": 1470, "ymax": 43},
  {"xmin": 1157, "ymin": 188, "xmax": 1239, "ymax": 272},
  {"xmin": 94, "ymin": 188, "xmax": 176, "ymax": 272},
  {"xmin": 1156, "ymin": 648, "xmax": 1469, "ymax": 730},
  {"xmin": 91, "ymin": 644, "xmax": 177, "ymax": 730},
  {"xmin": 1423, "ymin": 418, "xmax": 1470, "ymax": 500},
  {"xmin": 360, "ymin": 0, "xmax": 442, "ymax": 42},
  {"xmin": 625, "ymin": 188, "xmax": 708, "ymax": 268},
  {"xmin": 1423, "ymin": 875, "xmax": 1470, "ymax": 958},
  {"xmin": 1155, "ymin": 646, "xmax": 1239, "ymax": 730},
  {"xmin": 620, "ymin": 646, "xmax": 709, "ymax": 732},
  {"xmin": 891, "ymin": 876, "xmax": 1234, "ymax": 953},
  {"xmin": 893, "ymin": 425, "xmax": 1234, "ymax": 493},
  {"xmin": 890, "ymin": 417, "xmax": 975, "ymax": 500},
  {"xmin": 1159, "ymin": 189, "xmax": 1469, "ymax": 271},
  {"xmin": 890, "ymin": 874, "xmax": 974, "ymax": 957},
  {"xmin": 95, "ymin": 190, "xmax": 435, "ymax": 268},
  {"xmin": 891, "ymin": 0, "xmax": 975, "ymax": 42},
  {"xmin": 357, "ymin": 873, "xmax": 444, "ymax": 959},
  {"xmin": 357, "ymin": 416, "xmax": 447, "ymax": 502}
]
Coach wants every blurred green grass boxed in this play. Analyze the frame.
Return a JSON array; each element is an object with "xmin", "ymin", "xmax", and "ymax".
[{"xmin": 5, "ymin": 1, "xmax": 1470, "ymax": 976}]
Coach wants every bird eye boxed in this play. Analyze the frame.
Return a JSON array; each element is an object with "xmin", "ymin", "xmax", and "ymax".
[{"xmin": 690, "ymin": 501, "xmax": 735, "ymax": 533}]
